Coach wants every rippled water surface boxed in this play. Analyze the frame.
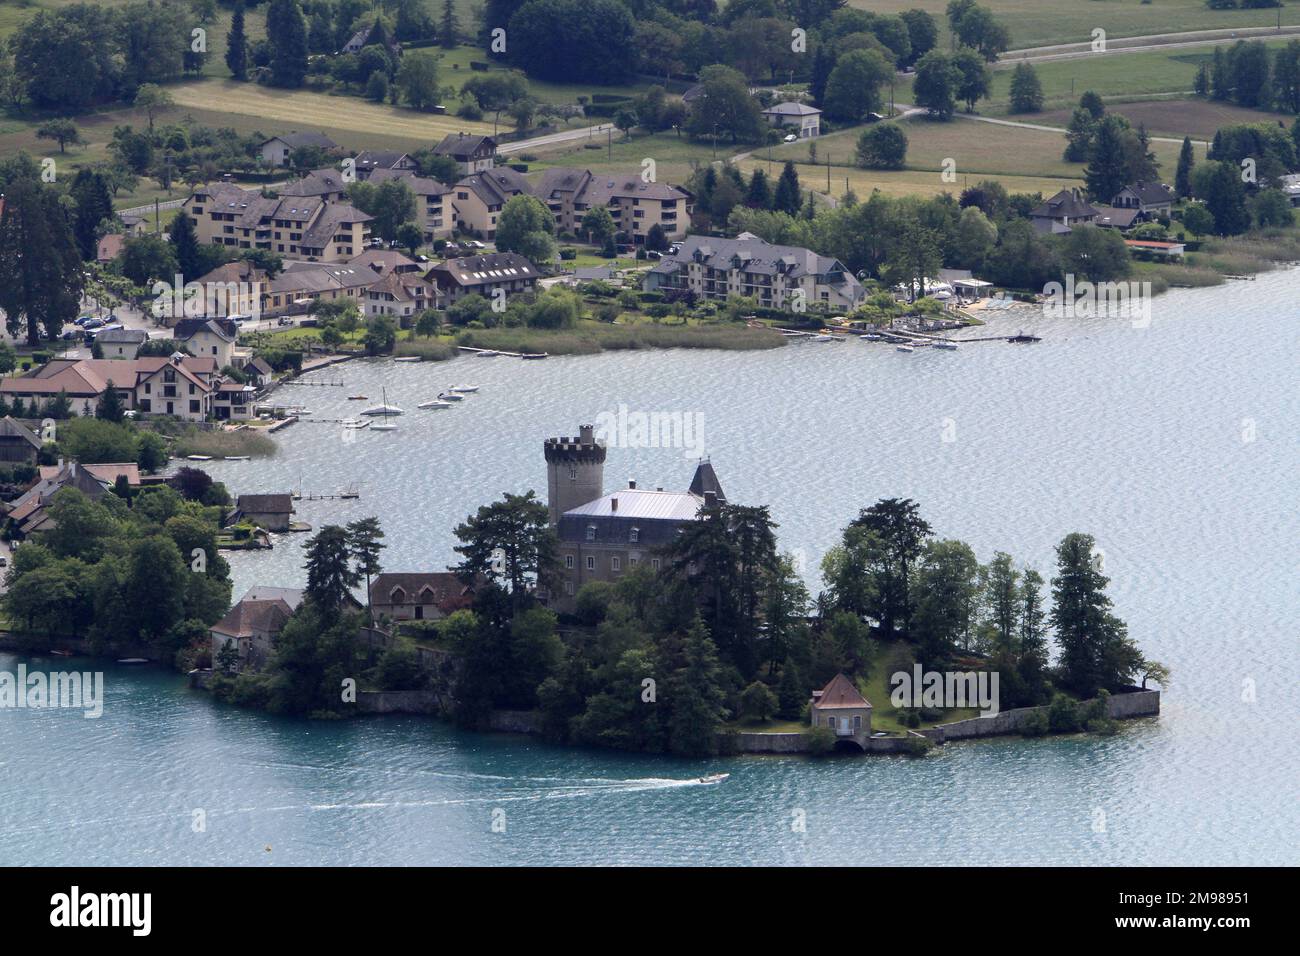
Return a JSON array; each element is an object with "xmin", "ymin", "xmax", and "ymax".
[{"xmin": 2, "ymin": 273, "xmax": 1296, "ymax": 865}]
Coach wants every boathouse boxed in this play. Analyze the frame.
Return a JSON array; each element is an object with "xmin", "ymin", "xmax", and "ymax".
[{"xmin": 810, "ymin": 674, "xmax": 873, "ymax": 750}]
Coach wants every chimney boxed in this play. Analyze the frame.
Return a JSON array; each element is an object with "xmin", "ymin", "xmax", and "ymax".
[
  {"xmin": 610, "ymin": 497, "xmax": 618, "ymax": 512},
  {"xmin": 628, "ymin": 479, "xmax": 636, "ymax": 489}
]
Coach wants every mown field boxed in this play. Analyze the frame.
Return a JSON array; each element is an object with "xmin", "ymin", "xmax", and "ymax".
[
  {"xmin": 856, "ymin": 0, "xmax": 1300, "ymax": 51},
  {"xmin": 1034, "ymin": 97, "xmax": 1293, "ymax": 140}
]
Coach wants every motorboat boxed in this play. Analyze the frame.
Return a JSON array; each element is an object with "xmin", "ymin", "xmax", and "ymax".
[
  {"xmin": 437, "ymin": 391, "xmax": 464, "ymax": 402},
  {"xmin": 186, "ymin": 454, "xmax": 212, "ymax": 461},
  {"xmin": 448, "ymin": 385, "xmax": 479, "ymax": 393},
  {"xmin": 418, "ymin": 400, "xmax": 452, "ymax": 410},
  {"xmin": 393, "ymin": 356, "xmax": 421, "ymax": 362},
  {"xmin": 698, "ymin": 773, "xmax": 730, "ymax": 785},
  {"xmin": 896, "ymin": 344, "xmax": 915, "ymax": 353},
  {"xmin": 811, "ymin": 334, "xmax": 833, "ymax": 342},
  {"xmin": 347, "ymin": 395, "xmax": 368, "ymax": 401},
  {"xmin": 520, "ymin": 352, "xmax": 548, "ymax": 360},
  {"xmin": 476, "ymin": 350, "xmax": 500, "ymax": 357},
  {"xmin": 934, "ymin": 340, "xmax": 958, "ymax": 350}
]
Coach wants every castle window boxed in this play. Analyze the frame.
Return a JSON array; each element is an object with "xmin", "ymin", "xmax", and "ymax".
[
  {"xmin": 586, "ymin": 556, "xmax": 595, "ymax": 571},
  {"xmin": 611, "ymin": 557, "xmax": 621, "ymax": 572},
  {"xmin": 565, "ymin": 555, "xmax": 574, "ymax": 569},
  {"xmin": 629, "ymin": 527, "xmax": 639, "ymax": 543},
  {"xmin": 651, "ymin": 558, "xmax": 661, "ymax": 571},
  {"xmin": 564, "ymin": 581, "xmax": 574, "ymax": 595},
  {"xmin": 585, "ymin": 525, "xmax": 596, "ymax": 541},
  {"xmin": 569, "ymin": 465, "xmax": 577, "ymax": 480}
]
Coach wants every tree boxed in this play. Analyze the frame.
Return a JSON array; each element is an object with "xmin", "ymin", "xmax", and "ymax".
[
  {"xmin": 823, "ymin": 49, "xmax": 892, "ymax": 122},
  {"xmin": 1250, "ymin": 188, "xmax": 1295, "ymax": 227},
  {"xmin": 267, "ymin": 0, "xmax": 309, "ymax": 88},
  {"xmin": 911, "ymin": 539, "xmax": 981, "ymax": 663},
  {"xmin": 773, "ymin": 161, "xmax": 801, "ymax": 215},
  {"xmin": 169, "ymin": 210, "xmax": 203, "ymax": 282},
  {"xmin": 1230, "ymin": 40, "xmax": 1272, "ymax": 109},
  {"xmin": 136, "ymin": 431, "xmax": 168, "ymax": 473},
  {"xmin": 685, "ymin": 64, "xmax": 766, "ymax": 144},
  {"xmin": 952, "ymin": 2, "xmax": 1009, "ymax": 61},
  {"xmin": 507, "ymin": 0, "xmax": 635, "ymax": 84},
  {"xmin": 745, "ymin": 168, "xmax": 772, "ymax": 209},
  {"xmin": 1050, "ymin": 532, "xmax": 1141, "ymax": 696},
  {"xmin": 953, "ymin": 205, "xmax": 997, "ymax": 267},
  {"xmin": 645, "ymin": 222, "xmax": 669, "ymax": 252},
  {"xmin": 440, "ymin": 0, "xmax": 459, "ymax": 48},
  {"xmin": 347, "ymin": 179, "xmax": 416, "ymax": 243},
  {"xmin": 580, "ymin": 205, "xmax": 616, "ymax": 246},
  {"xmin": 69, "ymin": 169, "xmax": 113, "ymax": 262},
  {"xmin": 952, "ymin": 48, "xmax": 992, "ymax": 113},
  {"xmin": 304, "ymin": 524, "xmax": 362, "ymax": 617},
  {"xmin": 809, "ymin": 43, "xmax": 832, "ymax": 107},
  {"xmin": 1079, "ymin": 90, "xmax": 1105, "ymax": 119},
  {"xmin": 847, "ymin": 498, "xmax": 933, "ymax": 639},
  {"xmin": 1175, "ymin": 136, "xmax": 1196, "ymax": 199},
  {"xmin": 494, "ymin": 195, "xmax": 556, "ymax": 263},
  {"xmin": 346, "ymin": 516, "xmax": 385, "ymax": 615},
  {"xmin": 395, "ymin": 52, "xmax": 442, "ymax": 110},
  {"xmin": 1194, "ymin": 62, "xmax": 1211, "ymax": 98},
  {"xmin": 452, "ymin": 490, "xmax": 558, "ymax": 612},
  {"xmin": 1008, "ymin": 62, "xmax": 1044, "ymax": 114},
  {"xmin": 856, "ymin": 123, "xmax": 908, "ymax": 170},
  {"xmin": 1084, "ymin": 115, "xmax": 1134, "ymax": 202},
  {"xmin": 666, "ymin": 617, "xmax": 727, "ymax": 755},
  {"xmin": 739, "ymin": 680, "xmax": 778, "ymax": 722},
  {"xmin": 95, "ymin": 381, "xmax": 126, "ymax": 423},
  {"xmin": 226, "ymin": 1, "xmax": 249, "ymax": 80},
  {"xmin": 0, "ymin": 179, "xmax": 84, "ymax": 346},
  {"xmin": 900, "ymin": 9, "xmax": 939, "ymax": 67},
  {"xmin": 613, "ymin": 108, "xmax": 638, "ymax": 140},
  {"xmin": 1274, "ymin": 40, "xmax": 1300, "ymax": 113},
  {"xmin": 1191, "ymin": 160, "xmax": 1251, "ymax": 235},
  {"xmin": 362, "ymin": 315, "xmax": 398, "ymax": 355},
  {"xmin": 134, "ymin": 84, "xmax": 174, "ymax": 132},
  {"xmin": 1181, "ymin": 202, "xmax": 1215, "ymax": 236},
  {"xmin": 913, "ymin": 50, "xmax": 959, "ymax": 119},
  {"xmin": 36, "ymin": 119, "xmax": 82, "ymax": 154},
  {"xmin": 1060, "ymin": 225, "xmax": 1131, "ymax": 283}
]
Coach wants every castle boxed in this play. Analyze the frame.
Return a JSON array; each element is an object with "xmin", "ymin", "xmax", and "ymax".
[{"xmin": 544, "ymin": 424, "xmax": 725, "ymax": 608}]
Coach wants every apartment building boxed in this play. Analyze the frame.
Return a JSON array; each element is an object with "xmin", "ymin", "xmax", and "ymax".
[
  {"xmin": 367, "ymin": 168, "xmax": 454, "ymax": 242},
  {"xmin": 644, "ymin": 233, "xmax": 864, "ymax": 311},
  {"xmin": 431, "ymin": 133, "xmax": 498, "ymax": 174},
  {"xmin": 183, "ymin": 182, "xmax": 372, "ymax": 262},
  {"xmin": 450, "ymin": 167, "xmax": 531, "ymax": 239},
  {"xmin": 530, "ymin": 167, "xmax": 692, "ymax": 242},
  {"xmin": 425, "ymin": 252, "xmax": 540, "ymax": 305}
]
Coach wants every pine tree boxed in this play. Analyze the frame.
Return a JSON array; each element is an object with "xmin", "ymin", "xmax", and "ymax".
[
  {"xmin": 1210, "ymin": 47, "xmax": 1231, "ymax": 101},
  {"xmin": 0, "ymin": 179, "xmax": 84, "ymax": 345},
  {"xmin": 810, "ymin": 44, "xmax": 832, "ymax": 107},
  {"xmin": 777, "ymin": 661, "xmax": 805, "ymax": 720},
  {"xmin": 745, "ymin": 168, "xmax": 772, "ymax": 209},
  {"xmin": 773, "ymin": 161, "xmax": 801, "ymax": 216},
  {"xmin": 440, "ymin": 0, "xmax": 458, "ymax": 48},
  {"xmin": 169, "ymin": 210, "xmax": 202, "ymax": 282},
  {"xmin": 69, "ymin": 169, "xmax": 113, "ymax": 262},
  {"xmin": 1017, "ymin": 568, "xmax": 1049, "ymax": 702},
  {"xmin": 267, "ymin": 0, "xmax": 309, "ymax": 89},
  {"xmin": 1175, "ymin": 136, "xmax": 1195, "ymax": 199},
  {"xmin": 666, "ymin": 618, "xmax": 727, "ymax": 755},
  {"xmin": 1008, "ymin": 62, "xmax": 1044, "ymax": 114},
  {"xmin": 226, "ymin": 1, "xmax": 249, "ymax": 81},
  {"xmin": 1194, "ymin": 62, "xmax": 1210, "ymax": 97},
  {"xmin": 1083, "ymin": 116, "xmax": 1130, "ymax": 202},
  {"xmin": 96, "ymin": 379, "xmax": 125, "ymax": 422}
]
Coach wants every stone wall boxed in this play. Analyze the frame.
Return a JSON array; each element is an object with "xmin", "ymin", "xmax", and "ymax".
[
  {"xmin": 731, "ymin": 732, "xmax": 808, "ymax": 753},
  {"xmin": 921, "ymin": 687, "xmax": 1160, "ymax": 744},
  {"xmin": 488, "ymin": 709, "xmax": 541, "ymax": 734},
  {"xmin": 356, "ymin": 690, "xmax": 447, "ymax": 715}
]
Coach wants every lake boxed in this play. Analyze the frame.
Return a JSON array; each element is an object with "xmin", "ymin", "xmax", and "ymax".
[{"xmin": 2, "ymin": 272, "xmax": 1296, "ymax": 865}]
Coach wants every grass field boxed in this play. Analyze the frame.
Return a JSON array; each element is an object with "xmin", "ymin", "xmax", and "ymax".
[
  {"xmin": 856, "ymin": 0, "xmax": 1300, "ymax": 51},
  {"xmin": 1034, "ymin": 98, "xmax": 1293, "ymax": 140}
]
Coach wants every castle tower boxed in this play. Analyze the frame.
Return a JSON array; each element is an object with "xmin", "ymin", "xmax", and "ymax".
[{"xmin": 544, "ymin": 423, "xmax": 605, "ymax": 526}]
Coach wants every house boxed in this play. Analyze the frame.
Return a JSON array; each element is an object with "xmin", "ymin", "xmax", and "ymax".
[
  {"xmin": 209, "ymin": 586, "xmax": 306, "ymax": 672},
  {"xmin": 368, "ymin": 572, "xmax": 474, "ymax": 622},
  {"xmin": 231, "ymin": 493, "xmax": 294, "ymax": 531},
  {"xmin": 762, "ymin": 102, "xmax": 822, "ymax": 139},
  {"xmin": 425, "ymin": 252, "xmax": 540, "ymax": 305},
  {"xmin": 1280, "ymin": 173, "xmax": 1300, "ymax": 206},
  {"xmin": 354, "ymin": 150, "xmax": 417, "ymax": 180},
  {"xmin": 0, "ymin": 354, "xmax": 218, "ymax": 420},
  {"xmin": 96, "ymin": 234, "xmax": 126, "ymax": 263},
  {"xmin": 936, "ymin": 268, "xmax": 994, "ymax": 300},
  {"xmin": 244, "ymin": 356, "xmax": 274, "ymax": 388},
  {"xmin": 1092, "ymin": 206, "xmax": 1142, "ymax": 230},
  {"xmin": 450, "ymin": 167, "xmax": 531, "ymax": 238},
  {"xmin": 1124, "ymin": 239, "xmax": 1186, "ymax": 259},
  {"xmin": 261, "ymin": 262, "xmax": 379, "ymax": 315},
  {"xmin": 544, "ymin": 423, "xmax": 727, "ymax": 608},
  {"xmin": 119, "ymin": 212, "xmax": 149, "ymax": 237},
  {"xmin": 172, "ymin": 318, "xmax": 238, "ymax": 368},
  {"xmin": 363, "ymin": 270, "xmax": 439, "ymax": 322},
  {"xmin": 183, "ymin": 183, "xmax": 372, "ymax": 263},
  {"xmin": 259, "ymin": 132, "xmax": 340, "ymax": 168},
  {"xmin": 431, "ymin": 132, "xmax": 498, "ymax": 174},
  {"xmin": 95, "ymin": 327, "xmax": 148, "ymax": 359},
  {"xmin": 349, "ymin": 249, "xmax": 423, "ymax": 277},
  {"xmin": 212, "ymin": 380, "xmax": 257, "ymax": 421},
  {"xmin": 0, "ymin": 416, "xmax": 42, "ymax": 464},
  {"xmin": 1111, "ymin": 182, "xmax": 1175, "ymax": 218},
  {"xmin": 532, "ymin": 167, "xmax": 693, "ymax": 243},
  {"xmin": 1029, "ymin": 188, "xmax": 1099, "ymax": 234},
  {"xmin": 366, "ymin": 168, "xmax": 453, "ymax": 241},
  {"xmin": 4, "ymin": 461, "xmax": 137, "ymax": 538},
  {"xmin": 189, "ymin": 260, "xmax": 267, "ymax": 319},
  {"xmin": 810, "ymin": 673, "xmax": 873, "ymax": 748},
  {"xmin": 279, "ymin": 167, "xmax": 352, "ymax": 202},
  {"xmin": 339, "ymin": 21, "xmax": 402, "ymax": 56},
  {"xmin": 645, "ymin": 233, "xmax": 864, "ymax": 311}
]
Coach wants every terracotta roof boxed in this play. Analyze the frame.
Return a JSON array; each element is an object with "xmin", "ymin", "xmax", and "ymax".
[
  {"xmin": 814, "ymin": 673, "xmax": 871, "ymax": 709},
  {"xmin": 211, "ymin": 598, "xmax": 294, "ymax": 639},
  {"xmin": 370, "ymin": 572, "xmax": 474, "ymax": 612},
  {"xmin": 39, "ymin": 462, "xmax": 139, "ymax": 486},
  {"xmin": 427, "ymin": 252, "xmax": 539, "ymax": 290}
]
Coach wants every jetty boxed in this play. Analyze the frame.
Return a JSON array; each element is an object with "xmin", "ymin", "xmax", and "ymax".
[{"xmin": 457, "ymin": 345, "xmax": 548, "ymax": 359}]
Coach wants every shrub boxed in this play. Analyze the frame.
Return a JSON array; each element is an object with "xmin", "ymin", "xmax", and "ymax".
[
  {"xmin": 902, "ymin": 735, "xmax": 934, "ymax": 756},
  {"xmin": 559, "ymin": 247, "xmax": 577, "ymax": 260},
  {"xmin": 1020, "ymin": 709, "xmax": 1050, "ymax": 736},
  {"xmin": 1048, "ymin": 693, "xmax": 1081, "ymax": 732},
  {"xmin": 1085, "ymin": 716, "xmax": 1120, "ymax": 735},
  {"xmin": 805, "ymin": 725, "xmax": 835, "ymax": 755}
]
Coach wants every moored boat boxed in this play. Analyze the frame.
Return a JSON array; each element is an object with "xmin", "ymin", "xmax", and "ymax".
[
  {"xmin": 896, "ymin": 344, "xmax": 915, "ymax": 353},
  {"xmin": 418, "ymin": 400, "xmax": 452, "ymax": 410},
  {"xmin": 520, "ymin": 352, "xmax": 548, "ymax": 360},
  {"xmin": 438, "ymin": 391, "xmax": 464, "ymax": 401},
  {"xmin": 934, "ymin": 340, "xmax": 958, "ymax": 350},
  {"xmin": 449, "ymin": 385, "xmax": 479, "ymax": 393}
]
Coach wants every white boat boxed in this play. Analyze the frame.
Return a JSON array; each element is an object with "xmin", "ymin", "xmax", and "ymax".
[
  {"xmin": 393, "ymin": 356, "xmax": 421, "ymax": 362},
  {"xmin": 370, "ymin": 388, "xmax": 399, "ymax": 431},
  {"xmin": 437, "ymin": 391, "xmax": 464, "ymax": 401},
  {"xmin": 418, "ymin": 400, "xmax": 452, "ymax": 410},
  {"xmin": 223, "ymin": 455, "xmax": 250, "ymax": 461},
  {"xmin": 186, "ymin": 454, "xmax": 212, "ymax": 461},
  {"xmin": 448, "ymin": 385, "xmax": 479, "ymax": 393},
  {"xmin": 476, "ymin": 350, "xmax": 499, "ymax": 357},
  {"xmin": 371, "ymin": 422, "xmax": 398, "ymax": 431},
  {"xmin": 698, "ymin": 773, "xmax": 730, "ymax": 785},
  {"xmin": 934, "ymin": 340, "xmax": 959, "ymax": 350},
  {"xmin": 811, "ymin": 334, "xmax": 833, "ymax": 342},
  {"xmin": 896, "ymin": 344, "xmax": 915, "ymax": 353},
  {"xmin": 341, "ymin": 418, "xmax": 369, "ymax": 429},
  {"xmin": 360, "ymin": 404, "xmax": 403, "ymax": 416}
]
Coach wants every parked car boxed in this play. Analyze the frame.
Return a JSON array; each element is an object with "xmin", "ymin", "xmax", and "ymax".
[
  {"xmin": 81, "ymin": 317, "xmax": 105, "ymax": 331},
  {"xmin": 783, "ymin": 133, "xmax": 797, "ymax": 143}
]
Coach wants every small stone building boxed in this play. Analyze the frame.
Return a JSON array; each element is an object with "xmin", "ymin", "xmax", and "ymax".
[
  {"xmin": 232, "ymin": 493, "xmax": 294, "ymax": 531},
  {"xmin": 369, "ymin": 572, "xmax": 474, "ymax": 622},
  {"xmin": 810, "ymin": 673, "xmax": 873, "ymax": 749}
]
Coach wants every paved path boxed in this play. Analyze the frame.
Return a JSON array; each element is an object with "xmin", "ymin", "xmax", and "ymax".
[
  {"xmin": 1002, "ymin": 25, "xmax": 1300, "ymax": 66},
  {"xmin": 499, "ymin": 123, "xmax": 613, "ymax": 154}
]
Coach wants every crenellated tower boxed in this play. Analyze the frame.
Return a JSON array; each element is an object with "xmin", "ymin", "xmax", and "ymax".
[{"xmin": 544, "ymin": 423, "xmax": 606, "ymax": 526}]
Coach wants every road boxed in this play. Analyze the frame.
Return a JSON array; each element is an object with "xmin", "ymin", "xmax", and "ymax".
[
  {"xmin": 499, "ymin": 123, "xmax": 614, "ymax": 154},
  {"xmin": 1001, "ymin": 25, "xmax": 1300, "ymax": 66}
]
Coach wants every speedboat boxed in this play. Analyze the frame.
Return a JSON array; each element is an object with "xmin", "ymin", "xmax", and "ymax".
[
  {"xmin": 476, "ymin": 350, "xmax": 499, "ymax": 357},
  {"xmin": 896, "ymin": 344, "xmax": 915, "ymax": 353},
  {"xmin": 698, "ymin": 773, "xmax": 730, "ymax": 785},
  {"xmin": 448, "ymin": 384, "xmax": 479, "ymax": 393},
  {"xmin": 864, "ymin": 333, "xmax": 883, "ymax": 341},
  {"xmin": 934, "ymin": 340, "xmax": 958, "ymax": 350},
  {"xmin": 437, "ymin": 391, "xmax": 464, "ymax": 402},
  {"xmin": 393, "ymin": 356, "xmax": 421, "ymax": 362},
  {"xmin": 418, "ymin": 400, "xmax": 452, "ymax": 409},
  {"xmin": 371, "ymin": 421, "xmax": 397, "ymax": 431}
]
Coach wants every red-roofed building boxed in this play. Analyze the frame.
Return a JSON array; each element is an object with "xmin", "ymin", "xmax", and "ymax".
[
  {"xmin": 0, "ymin": 354, "xmax": 219, "ymax": 420},
  {"xmin": 810, "ymin": 673, "xmax": 873, "ymax": 745}
]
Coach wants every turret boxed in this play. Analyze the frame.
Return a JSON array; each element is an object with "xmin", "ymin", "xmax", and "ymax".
[{"xmin": 544, "ymin": 423, "xmax": 605, "ymax": 525}]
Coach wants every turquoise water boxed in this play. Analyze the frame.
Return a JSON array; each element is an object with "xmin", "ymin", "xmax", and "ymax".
[{"xmin": 1, "ymin": 271, "xmax": 1296, "ymax": 865}]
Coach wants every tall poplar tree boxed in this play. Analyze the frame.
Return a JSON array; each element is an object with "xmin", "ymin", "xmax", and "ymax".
[
  {"xmin": 226, "ymin": 1, "xmax": 249, "ymax": 80},
  {"xmin": 267, "ymin": 0, "xmax": 309, "ymax": 88}
]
